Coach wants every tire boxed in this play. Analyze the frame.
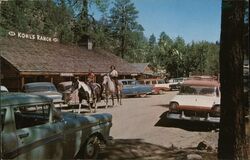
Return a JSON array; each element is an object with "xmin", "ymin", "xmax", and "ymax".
[
  {"xmin": 83, "ymin": 135, "xmax": 101, "ymax": 159},
  {"xmin": 159, "ymin": 90, "xmax": 163, "ymax": 95}
]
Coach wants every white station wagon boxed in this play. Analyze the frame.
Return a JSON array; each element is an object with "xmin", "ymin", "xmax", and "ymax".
[{"xmin": 167, "ymin": 79, "xmax": 220, "ymax": 123}]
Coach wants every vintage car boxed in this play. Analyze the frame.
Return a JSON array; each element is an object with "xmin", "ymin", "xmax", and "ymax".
[
  {"xmin": 119, "ymin": 79, "xmax": 152, "ymax": 97},
  {"xmin": 23, "ymin": 82, "xmax": 63, "ymax": 106},
  {"xmin": 1, "ymin": 92, "xmax": 113, "ymax": 159},
  {"xmin": 57, "ymin": 81, "xmax": 79, "ymax": 105},
  {"xmin": 167, "ymin": 78, "xmax": 185, "ymax": 91},
  {"xmin": 167, "ymin": 79, "xmax": 220, "ymax": 123},
  {"xmin": 138, "ymin": 79, "xmax": 170, "ymax": 94}
]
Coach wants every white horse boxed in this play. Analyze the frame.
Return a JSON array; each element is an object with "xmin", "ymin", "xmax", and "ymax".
[
  {"xmin": 102, "ymin": 74, "xmax": 122, "ymax": 108},
  {"xmin": 71, "ymin": 79, "xmax": 102, "ymax": 113}
]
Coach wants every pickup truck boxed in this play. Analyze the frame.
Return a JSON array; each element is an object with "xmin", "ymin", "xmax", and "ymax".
[{"xmin": 1, "ymin": 92, "xmax": 113, "ymax": 159}]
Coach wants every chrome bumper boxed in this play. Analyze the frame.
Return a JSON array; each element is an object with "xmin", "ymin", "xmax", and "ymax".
[{"xmin": 166, "ymin": 112, "xmax": 220, "ymax": 123}]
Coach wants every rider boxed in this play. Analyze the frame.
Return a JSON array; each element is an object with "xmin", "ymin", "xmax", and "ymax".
[
  {"xmin": 87, "ymin": 70, "xmax": 96, "ymax": 98},
  {"xmin": 87, "ymin": 70, "xmax": 95, "ymax": 84},
  {"xmin": 109, "ymin": 65, "xmax": 119, "ymax": 91}
]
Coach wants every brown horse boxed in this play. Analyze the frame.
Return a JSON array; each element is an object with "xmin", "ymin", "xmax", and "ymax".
[{"xmin": 102, "ymin": 74, "xmax": 122, "ymax": 108}]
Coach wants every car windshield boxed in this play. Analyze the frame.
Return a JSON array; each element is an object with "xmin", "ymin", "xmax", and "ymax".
[
  {"xmin": 179, "ymin": 85, "xmax": 215, "ymax": 96},
  {"xmin": 158, "ymin": 80, "xmax": 165, "ymax": 84},
  {"xmin": 25, "ymin": 85, "xmax": 57, "ymax": 92}
]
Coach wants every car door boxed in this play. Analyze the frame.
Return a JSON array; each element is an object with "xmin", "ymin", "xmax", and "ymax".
[{"xmin": 13, "ymin": 104, "xmax": 64, "ymax": 160}]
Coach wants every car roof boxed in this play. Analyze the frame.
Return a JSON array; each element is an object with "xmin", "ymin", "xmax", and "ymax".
[
  {"xmin": 119, "ymin": 79, "xmax": 136, "ymax": 81},
  {"xmin": 139, "ymin": 78, "xmax": 164, "ymax": 81},
  {"xmin": 58, "ymin": 81, "xmax": 73, "ymax": 86},
  {"xmin": 24, "ymin": 82, "xmax": 55, "ymax": 86},
  {"xmin": 182, "ymin": 80, "xmax": 220, "ymax": 87},
  {"xmin": 1, "ymin": 92, "xmax": 52, "ymax": 107}
]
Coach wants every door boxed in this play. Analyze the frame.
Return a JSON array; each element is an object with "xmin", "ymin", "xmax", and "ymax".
[{"xmin": 13, "ymin": 104, "xmax": 64, "ymax": 160}]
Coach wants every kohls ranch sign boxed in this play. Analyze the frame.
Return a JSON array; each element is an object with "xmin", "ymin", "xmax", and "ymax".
[{"xmin": 8, "ymin": 31, "xmax": 59, "ymax": 42}]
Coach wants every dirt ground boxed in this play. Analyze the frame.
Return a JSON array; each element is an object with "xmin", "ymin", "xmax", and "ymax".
[{"xmin": 68, "ymin": 91, "xmax": 249, "ymax": 159}]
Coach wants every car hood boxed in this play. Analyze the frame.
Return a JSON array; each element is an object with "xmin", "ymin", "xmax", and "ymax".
[{"xmin": 171, "ymin": 95, "xmax": 220, "ymax": 108}]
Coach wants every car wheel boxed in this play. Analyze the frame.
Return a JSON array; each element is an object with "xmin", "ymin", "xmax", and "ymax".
[
  {"xmin": 159, "ymin": 90, "xmax": 163, "ymax": 95},
  {"xmin": 83, "ymin": 135, "xmax": 101, "ymax": 159}
]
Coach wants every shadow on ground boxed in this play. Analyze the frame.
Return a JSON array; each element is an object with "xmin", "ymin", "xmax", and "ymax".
[
  {"xmin": 154, "ymin": 111, "xmax": 219, "ymax": 132},
  {"xmin": 98, "ymin": 139, "xmax": 217, "ymax": 160}
]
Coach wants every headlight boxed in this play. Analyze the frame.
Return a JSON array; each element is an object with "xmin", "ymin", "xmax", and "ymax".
[
  {"xmin": 169, "ymin": 102, "xmax": 179, "ymax": 111},
  {"xmin": 211, "ymin": 105, "xmax": 220, "ymax": 117}
]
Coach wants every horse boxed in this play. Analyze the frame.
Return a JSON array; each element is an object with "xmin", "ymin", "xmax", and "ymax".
[
  {"xmin": 102, "ymin": 74, "xmax": 122, "ymax": 108},
  {"xmin": 71, "ymin": 79, "xmax": 102, "ymax": 113}
]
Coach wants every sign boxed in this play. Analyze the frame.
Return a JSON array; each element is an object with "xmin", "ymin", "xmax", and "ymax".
[
  {"xmin": 60, "ymin": 73, "xmax": 74, "ymax": 77},
  {"xmin": 8, "ymin": 31, "xmax": 59, "ymax": 43}
]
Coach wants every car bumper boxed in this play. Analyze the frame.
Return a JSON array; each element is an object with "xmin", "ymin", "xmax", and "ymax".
[{"xmin": 166, "ymin": 112, "xmax": 220, "ymax": 123}]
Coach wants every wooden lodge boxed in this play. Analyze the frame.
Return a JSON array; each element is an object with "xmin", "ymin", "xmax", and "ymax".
[{"xmin": 0, "ymin": 37, "xmax": 139, "ymax": 91}]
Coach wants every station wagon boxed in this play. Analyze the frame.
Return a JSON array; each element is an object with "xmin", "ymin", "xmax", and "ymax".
[{"xmin": 1, "ymin": 92, "xmax": 113, "ymax": 159}]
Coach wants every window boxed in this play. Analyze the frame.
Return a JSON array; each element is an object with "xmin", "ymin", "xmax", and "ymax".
[
  {"xmin": 122, "ymin": 81, "xmax": 127, "ymax": 85},
  {"xmin": 1, "ymin": 109, "xmax": 6, "ymax": 131},
  {"xmin": 14, "ymin": 104, "xmax": 50, "ymax": 129},
  {"xmin": 152, "ymin": 80, "xmax": 157, "ymax": 85},
  {"xmin": 146, "ymin": 81, "xmax": 151, "ymax": 85}
]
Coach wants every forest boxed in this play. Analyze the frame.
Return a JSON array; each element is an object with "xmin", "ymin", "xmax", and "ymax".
[{"xmin": 0, "ymin": 0, "xmax": 220, "ymax": 78}]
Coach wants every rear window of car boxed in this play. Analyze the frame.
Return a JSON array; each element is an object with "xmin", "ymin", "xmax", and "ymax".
[
  {"xmin": 179, "ymin": 85, "xmax": 215, "ymax": 96},
  {"xmin": 25, "ymin": 84, "xmax": 57, "ymax": 92}
]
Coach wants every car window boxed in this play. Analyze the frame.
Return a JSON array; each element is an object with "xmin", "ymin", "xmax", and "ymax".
[
  {"xmin": 179, "ymin": 86, "xmax": 197, "ymax": 95},
  {"xmin": 131, "ymin": 81, "xmax": 136, "ymax": 85},
  {"xmin": 25, "ymin": 84, "xmax": 57, "ymax": 92},
  {"xmin": 179, "ymin": 85, "xmax": 215, "ymax": 96},
  {"xmin": 158, "ymin": 80, "xmax": 165, "ymax": 84},
  {"xmin": 121, "ymin": 81, "xmax": 127, "ymax": 85},
  {"xmin": 152, "ymin": 81, "xmax": 156, "ymax": 84},
  {"xmin": 14, "ymin": 104, "xmax": 50, "ymax": 129},
  {"xmin": 1, "ymin": 109, "xmax": 6, "ymax": 131},
  {"xmin": 199, "ymin": 88, "xmax": 215, "ymax": 96}
]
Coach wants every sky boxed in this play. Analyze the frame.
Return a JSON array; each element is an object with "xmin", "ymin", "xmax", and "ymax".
[
  {"xmin": 132, "ymin": 0, "xmax": 222, "ymax": 43},
  {"xmin": 91, "ymin": 0, "xmax": 222, "ymax": 44}
]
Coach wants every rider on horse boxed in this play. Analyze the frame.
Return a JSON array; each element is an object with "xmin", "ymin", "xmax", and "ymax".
[
  {"xmin": 87, "ymin": 70, "xmax": 96, "ymax": 98},
  {"xmin": 109, "ymin": 65, "xmax": 119, "ymax": 92}
]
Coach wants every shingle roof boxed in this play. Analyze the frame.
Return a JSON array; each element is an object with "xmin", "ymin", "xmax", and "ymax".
[
  {"xmin": 0, "ymin": 37, "xmax": 138, "ymax": 75},
  {"xmin": 131, "ymin": 63, "xmax": 153, "ymax": 74}
]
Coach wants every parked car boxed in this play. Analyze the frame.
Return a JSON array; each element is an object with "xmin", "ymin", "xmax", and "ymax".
[
  {"xmin": 167, "ymin": 78, "xmax": 185, "ymax": 91},
  {"xmin": 23, "ymin": 82, "xmax": 63, "ymax": 106},
  {"xmin": 119, "ymin": 79, "xmax": 152, "ymax": 97},
  {"xmin": 57, "ymin": 81, "xmax": 79, "ymax": 105},
  {"xmin": 138, "ymin": 79, "xmax": 170, "ymax": 94},
  {"xmin": 167, "ymin": 79, "xmax": 221, "ymax": 123},
  {"xmin": 0, "ymin": 85, "xmax": 8, "ymax": 92},
  {"xmin": 1, "ymin": 92, "xmax": 113, "ymax": 159}
]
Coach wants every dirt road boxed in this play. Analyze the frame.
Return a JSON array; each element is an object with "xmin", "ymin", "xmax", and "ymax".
[{"xmin": 97, "ymin": 92, "xmax": 219, "ymax": 149}]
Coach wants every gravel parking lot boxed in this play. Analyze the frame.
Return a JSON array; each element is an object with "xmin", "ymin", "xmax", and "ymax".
[
  {"xmin": 70, "ymin": 91, "xmax": 219, "ymax": 159},
  {"xmin": 94, "ymin": 92, "xmax": 219, "ymax": 148},
  {"xmin": 63, "ymin": 91, "xmax": 248, "ymax": 159}
]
